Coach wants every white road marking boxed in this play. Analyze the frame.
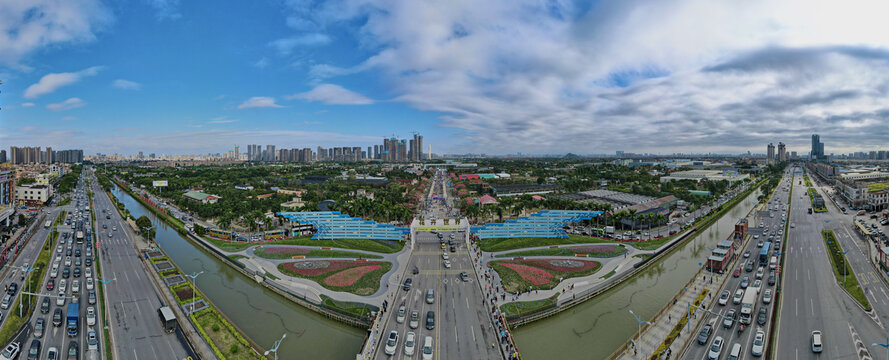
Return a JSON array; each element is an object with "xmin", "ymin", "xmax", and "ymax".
[
  {"xmin": 810, "ymin": 298, "xmax": 815, "ymax": 317},
  {"xmin": 795, "ymin": 298, "xmax": 798, "ymax": 317}
]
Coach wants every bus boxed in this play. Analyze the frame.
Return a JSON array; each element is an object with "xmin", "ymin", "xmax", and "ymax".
[
  {"xmin": 45, "ymin": 221, "xmax": 52, "ymax": 229},
  {"xmin": 759, "ymin": 243, "xmax": 771, "ymax": 265}
]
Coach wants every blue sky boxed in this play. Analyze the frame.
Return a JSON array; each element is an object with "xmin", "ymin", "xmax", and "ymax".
[{"xmin": 2, "ymin": 0, "xmax": 889, "ymax": 155}]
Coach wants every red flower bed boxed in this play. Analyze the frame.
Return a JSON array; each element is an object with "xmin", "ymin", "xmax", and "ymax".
[
  {"xmin": 261, "ymin": 246, "xmax": 310, "ymax": 255},
  {"xmin": 571, "ymin": 245, "xmax": 618, "ymax": 254},
  {"xmin": 324, "ymin": 265, "xmax": 382, "ymax": 287},
  {"xmin": 517, "ymin": 259, "xmax": 599, "ymax": 273},
  {"xmin": 282, "ymin": 260, "xmax": 381, "ymax": 276},
  {"xmin": 500, "ymin": 263, "xmax": 553, "ymax": 285},
  {"xmin": 175, "ymin": 287, "xmax": 195, "ymax": 301}
]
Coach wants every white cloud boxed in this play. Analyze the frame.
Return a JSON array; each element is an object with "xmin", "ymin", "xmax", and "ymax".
[
  {"xmin": 287, "ymin": 84, "xmax": 373, "ymax": 105},
  {"xmin": 253, "ymin": 57, "xmax": 270, "ymax": 69},
  {"xmin": 208, "ymin": 116, "xmax": 238, "ymax": 124},
  {"xmin": 20, "ymin": 103, "xmax": 35, "ymax": 107},
  {"xmin": 0, "ymin": 1, "xmax": 112, "ymax": 68},
  {"xmin": 289, "ymin": 0, "xmax": 889, "ymax": 153},
  {"xmin": 61, "ymin": 116, "xmax": 77, "ymax": 121},
  {"xmin": 46, "ymin": 98, "xmax": 86, "ymax": 111},
  {"xmin": 146, "ymin": 0, "xmax": 182, "ymax": 21},
  {"xmin": 269, "ymin": 33, "xmax": 331, "ymax": 55},
  {"xmin": 112, "ymin": 79, "xmax": 142, "ymax": 90},
  {"xmin": 24, "ymin": 66, "xmax": 103, "ymax": 98},
  {"xmin": 237, "ymin": 97, "xmax": 284, "ymax": 109}
]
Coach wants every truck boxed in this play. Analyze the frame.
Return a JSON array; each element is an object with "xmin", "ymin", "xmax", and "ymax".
[
  {"xmin": 66, "ymin": 303, "xmax": 79, "ymax": 337},
  {"xmin": 76, "ymin": 231, "xmax": 84, "ymax": 243},
  {"xmin": 44, "ymin": 221, "xmax": 52, "ymax": 229},
  {"xmin": 604, "ymin": 226, "xmax": 615, "ymax": 236},
  {"xmin": 739, "ymin": 289, "xmax": 758, "ymax": 325}
]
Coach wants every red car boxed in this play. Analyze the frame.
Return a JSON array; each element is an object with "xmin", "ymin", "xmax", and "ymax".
[
  {"xmin": 46, "ymin": 278, "xmax": 55, "ymax": 291},
  {"xmin": 733, "ymin": 267, "xmax": 741, "ymax": 277}
]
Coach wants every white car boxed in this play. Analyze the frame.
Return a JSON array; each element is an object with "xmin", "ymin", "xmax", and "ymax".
[
  {"xmin": 72, "ymin": 280, "xmax": 81, "ymax": 295},
  {"xmin": 57, "ymin": 245, "xmax": 63, "ymax": 254},
  {"xmin": 396, "ymin": 305, "xmax": 406, "ymax": 324},
  {"xmin": 422, "ymin": 336, "xmax": 434, "ymax": 360},
  {"xmin": 708, "ymin": 336, "xmax": 724, "ymax": 360},
  {"xmin": 0, "ymin": 342, "xmax": 20, "ymax": 360},
  {"xmin": 812, "ymin": 330, "xmax": 823, "ymax": 353},
  {"xmin": 733, "ymin": 289, "xmax": 744, "ymax": 305},
  {"xmin": 88, "ymin": 329, "xmax": 99, "ymax": 350},
  {"xmin": 718, "ymin": 290, "xmax": 729, "ymax": 306},
  {"xmin": 443, "ymin": 260, "xmax": 451, "ymax": 268},
  {"xmin": 65, "ymin": 257, "xmax": 72, "ymax": 266},
  {"xmin": 85, "ymin": 267, "xmax": 93, "ymax": 278},
  {"xmin": 752, "ymin": 330, "xmax": 765, "ymax": 357},
  {"xmin": 56, "ymin": 291, "xmax": 66, "ymax": 306},
  {"xmin": 59, "ymin": 279, "xmax": 68, "ymax": 293},
  {"xmin": 763, "ymin": 289, "xmax": 772, "ymax": 304},
  {"xmin": 86, "ymin": 277, "xmax": 94, "ymax": 290},
  {"xmin": 86, "ymin": 306, "xmax": 96, "ymax": 326},
  {"xmin": 403, "ymin": 331, "xmax": 416, "ymax": 356},
  {"xmin": 384, "ymin": 331, "xmax": 398, "ymax": 356}
]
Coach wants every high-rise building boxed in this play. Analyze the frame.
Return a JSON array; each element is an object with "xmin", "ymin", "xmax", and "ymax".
[
  {"xmin": 367, "ymin": 146, "xmax": 372, "ymax": 160},
  {"xmin": 55, "ymin": 150, "xmax": 83, "ymax": 163},
  {"xmin": 234, "ymin": 145, "xmax": 239, "ymax": 160},
  {"xmin": 44, "ymin": 147, "xmax": 53, "ymax": 164},
  {"xmin": 811, "ymin": 134, "xmax": 824, "ymax": 160},
  {"xmin": 777, "ymin": 142, "xmax": 786, "ymax": 162},
  {"xmin": 766, "ymin": 143, "xmax": 775, "ymax": 165},
  {"xmin": 0, "ymin": 150, "xmax": 6, "ymax": 163}
]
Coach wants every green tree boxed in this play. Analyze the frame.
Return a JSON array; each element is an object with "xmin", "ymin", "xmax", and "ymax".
[{"xmin": 194, "ymin": 224, "xmax": 206, "ymax": 236}]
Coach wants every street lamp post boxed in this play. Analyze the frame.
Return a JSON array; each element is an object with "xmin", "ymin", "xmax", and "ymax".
[
  {"xmin": 264, "ymin": 333, "xmax": 287, "ymax": 360},
  {"xmin": 841, "ymin": 250, "xmax": 849, "ymax": 287},
  {"xmin": 629, "ymin": 310, "xmax": 651, "ymax": 360},
  {"xmin": 186, "ymin": 271, "xmax": 204, "ymax": 313},
  {"xmin": 873, "ymin": 338, "xmax": 889, "ymax": 360},
  {"xmin": 99, "ymin": 278, "xmax": 116, "ymax": 329},
  {"xmin": 20, "ymin": 265, "xmax": 38, "ymax": 317}
]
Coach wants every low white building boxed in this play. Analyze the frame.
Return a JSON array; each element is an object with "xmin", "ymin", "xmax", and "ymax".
[
  {"xmin": 659, "ymin": 170, "xmax": 749, "ymax": 184},
  {"xmin": 15, "ymin": 184, "xmax": 53, "ymax": 205}
]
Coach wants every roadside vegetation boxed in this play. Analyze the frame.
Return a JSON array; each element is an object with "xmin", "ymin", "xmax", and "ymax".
[
  {"xmin": 0, "ymin": 213, "xmax": 54, "ymax": 345},
  {"xmin": 205, "ymin": 236, "xmax": 403, "ymax": 253},
  {"xmin": 821, "ymin": 230, "xmax": 871, "ymax": 310},
  {"xmin": 254, "ymin": 246, "xmax": 383, "ymax": 259},
  {"xmin": 500, "ymin": 295, "xmax": 558, "ymax": 317},
  {"xmin": 320, "ymin": 295, "xmax": 375, "ymax": 318},
  {"xmin": 494, "ymin": 244, "xmax": 627, "ymax": 258}
]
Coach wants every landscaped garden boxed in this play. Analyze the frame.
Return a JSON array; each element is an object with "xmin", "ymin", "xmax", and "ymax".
[
  {"xmin": 193, "ymin": 308, "xmax": 262, "ymax": 360},
  {"xmin": 278, "ymin": 260, "xmax": 392, "ymax": 296},
  {"xmin": 254, "ymin": 246, "xmax": 383, "ymax": 259},
  {"xmin": 206, "ymin": 236, "xmax": 404, "ymax": 253},
  {"xmin": 490, "ymin": 258, "xmax": 601, "ymax": 292},
  {"xmin": 495, "ymin": 244, "xmax": 628, "ymax": 258},
  {"xmin": 822, "ymin": 230, "xmax": 870, "ymax": 310},
  {"xmin": 500, "ymin": 294, "xmax": 558, "ymax": 317}
]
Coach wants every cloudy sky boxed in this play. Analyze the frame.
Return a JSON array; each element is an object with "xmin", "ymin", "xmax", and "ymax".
[{"xmin": 2, "ymin": 0, "xmax": 889, "ymax": 156}]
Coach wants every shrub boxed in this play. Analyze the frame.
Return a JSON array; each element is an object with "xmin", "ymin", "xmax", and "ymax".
[
  {"xmin": 212, "ymin": 324, "xmax": 220, "ymax": 332},
  {"xmin": 230, "ymin": 344, "xmax": 239, "ymax": 353}
]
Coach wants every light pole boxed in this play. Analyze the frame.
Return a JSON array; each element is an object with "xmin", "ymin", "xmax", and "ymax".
[
  {"xmin": 20, "ymin": 265, "xmax": 38, "ymax": 317},
  {"xmin": 629, "ymin": 310, "xmax": 651, "ymax": 360},
  {"xmin": 186, "ymin": 271, "xmax": 204, "ymax": 313},
  {"xmin": 264, "ymin": 333, "xmax": 286, "ymax": 360},
  {"xmin": 99, "ymin": 278, "xmax": 115, "ymax": 329},
  {"xmin": 873, "ymin": 338, "xmax": 889, "ymax": 360}
]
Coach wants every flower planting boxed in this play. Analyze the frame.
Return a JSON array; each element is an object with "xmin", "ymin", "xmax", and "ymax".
[
  {"xmin": 278, "ymin": 260, "xmax": 392, "ymax": 296},
  {"xmin": 491, "ymin": 258, "xmax": 601, "ymax": 293}
]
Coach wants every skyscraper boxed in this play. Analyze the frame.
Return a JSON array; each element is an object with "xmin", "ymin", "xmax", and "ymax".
[
  {"xmin": 811, "ymin": 134, "xmax": 824, "ymax": 160},
  {"xmin": 777, "ymin": 142, "xmax": 786, "ymax": 162},
  {"xmin": 766, "ymin": 143, "xmax": 775, "ymax": 165},
  {"xmin": 234, "ymin": 145, "xmax": 239, "ymax": 160}
]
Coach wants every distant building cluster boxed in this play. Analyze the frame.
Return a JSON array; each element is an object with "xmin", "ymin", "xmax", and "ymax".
[
  {"xmin": 6, "ymin": 146, "xmax": 83, "ymax": 164},
  {"xmin": 241, "ymin": 133, "xmax": 426, "ymax": 163}
]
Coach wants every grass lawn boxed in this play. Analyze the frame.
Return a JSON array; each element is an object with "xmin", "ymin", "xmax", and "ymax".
[
  {"xmin": 193, "ymin": 310, "xmax": 262, "ymax": 360},
  {"xmin": 490, "ymin": 259, "xmax": 601, "ymax": 293},
  {"xmin": 480, "ymin": 234, "xmax": 676, "ymax": 253},
  {"xmin": 278, "ymin": 261, "xmax": 393, "ymax": 296},
  {"xmin": 254, "ymin": 247, "xmax": 384, "ymax": 260},
  {"xmin": 494, "ymin": 245, "xmax": 627, "ymax": 258},
  {"xmin": 633, "ymin": 254, "xmax": 652, "ymax": 260},
  {"xmin": 500, "ymin": 295, "xmax": 558, "ymax": 317},
  {"xmin": 320, "ymin": 295, "xmax": 375, "ymax": 318},
  {"xmin": 822, "ymin": 230, "xmax": 871, "ymax": 310},
  {"xmin": 206, "ymin": 236, "xmax": 403, "ymax": 254},
  {"xmin": 229, "ymin": 254, "xmax": 247, "ymax": 261},
  {"xmin": 600, "ymin": 269, "xmax": 617, "ymax": 279},
  {"xmin": 868, "ymin": 182, "xmax": 889, "ymax": 192}
]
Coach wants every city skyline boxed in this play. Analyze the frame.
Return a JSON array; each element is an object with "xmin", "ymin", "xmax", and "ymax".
[{"xmin": 3, "ymin": 1, "xmax": 889, "ymax": 155}]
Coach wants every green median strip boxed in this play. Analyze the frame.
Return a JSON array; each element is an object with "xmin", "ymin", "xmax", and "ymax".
[
  {"xmin": 0, "ymin": 213, "xmax": 55, "ymax": 345},
  {"xmin": 821, "ymin": 230, "xmax": 871, "ymax": 310}
]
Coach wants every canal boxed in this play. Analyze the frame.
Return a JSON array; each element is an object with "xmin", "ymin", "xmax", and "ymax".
[
  {"xmin": 111, "ymin": 187, "xmax": 367, "ymax": 359},
  {"xmin": 512, "ymin": 187, "xmax": 764, "ymax": 360}
]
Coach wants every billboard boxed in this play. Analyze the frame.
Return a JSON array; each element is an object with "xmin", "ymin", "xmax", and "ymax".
[{"xmin": 152, "ymin": 180, "xmax": 168, "ymax": 187}]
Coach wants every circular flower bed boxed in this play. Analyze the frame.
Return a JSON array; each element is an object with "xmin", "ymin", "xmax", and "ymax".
[
  {"xmin": 278, "ymin": 260, "xmax": 392, "ymax": 296},
  {"xmin": 491, "ymin": 258, "xmax": 601, "ymax": 293}
]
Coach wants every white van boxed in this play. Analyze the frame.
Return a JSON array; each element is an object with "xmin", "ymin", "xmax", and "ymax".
[
  {"xmin": 0, "ymin": 294, "xmax": 11, "ymax": 310},
  {"xmin": 769, "ymin": 256, "xmax": 778, "ymax": 270},
  {"xmin": 727, "ymin": 343, "xmax": 741, "ymax": 360}
]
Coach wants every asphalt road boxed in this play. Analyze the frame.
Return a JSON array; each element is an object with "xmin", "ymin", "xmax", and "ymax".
[
  {"xmin": 87, "ymin": 169, "xmax": 193, "ymax": 360},
  {"xmin": 682, "ymin": 170, "xmax": 793, "ymax": 360}
]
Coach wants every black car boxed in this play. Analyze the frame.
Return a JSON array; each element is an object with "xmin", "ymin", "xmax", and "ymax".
[
  {"xmin": 7, "ymin": 282, "xmax": 17, "ymax": 296},
  {"xmin": 697, "ymin": 324, "xmax": 712, "ymax": 345},
  {"xmin": 63, "ymin": 267, "xmax": 71, "ymax": 278},
  {"xmin": 449, "ymin": 246, "xmax": 456, "ymax": 253},
  {"xmin": 745, "ymin": 261, "xmax": 755, "ymax": 272},
  {"xmin": 27, "ymin": 339, "xmax": 40, "ymax": 360},
  {"xmin": 412, "ymin": 266, "xmax": 419, "ymax": 275},
  {"xmin": 75, "ymin": 249, "xmax": 81, "ymax": 257},
  {"xmin": 67, "ymin": 341, "xmax": 79, "ymax": 360},
  {"xmin": 768, "ymin": 273, "xmax": 776, "ymax": 286},
  {"xmin": 41, "ymin": 297, "xmax": 51, "ymax": 314},
  {"xmin": 402, "ymin": 278, "xmax": 412, "ymax": 291},
  {"xmin": 85, "ymin": 257, "xmax": 92, "ymax": 267},
  {"xmin": 73, "ymin": 267, "xmax": 81, "ymax": 277},
  {"xmin": 757, "ymin": 307, "xmax": 768, "ymax": 325},
  {"xmin": 52, "ymin": 308, "xmax": 63, "ymax": 327},
  {"xmin": 426, "ymin": 311, "xmax": 435, "ymax": 330}
]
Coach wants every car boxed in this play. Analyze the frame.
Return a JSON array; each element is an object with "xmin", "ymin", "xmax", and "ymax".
[
  {"xmin": 745, "ymin": 261, "xmax": 755, "ymax": 272},
  {"xmin": 440, "ymin": 243, "xmax": 446, "ymax": 250},
  {"xmin": 422, "ymin": 336, "xmax": 434, "ymax": 360},
  {"xmin": 763, "ymin": 289, "xmax": 772, "ymax": 304},
  {"xmin": 64, "ymin": 256, "xmax": 72, "ymax": 266},
  {"xmin": 72, "ymin": 280, "xmax": 81, "ymax": 295},
  {"xmin": 752, "ymin": 279, "xmax": 762, "ymax": 293},
  {"xmin": 59, "ymin": 279, "xmax": 68, "ymax": 293},
  {"xmin": 757, "ymin": 306, "xmax": 768, "ymax": 325},
  {"xmin": 0, "ymin": 342, "xmax": 20, "ymax": 360},
  {"xmin": 87, "ymin": 329, "xmax": 98, "ymax": 350},
  {"xmin": 708, "ymin": 336, "xmax": 724, "ymax": 360},
  {"xmin": 768, "ymin": 273, "xmax": 776, "ymax": 286},
  {"xmin": 697, "ymin": 324, "xmax": 713, "ymax": 345},
  {"xmin": 441, "ymin": 253, "xmax": 449, "ymax": 260},
  {"xmin": 53, "ymin": 308, "xmax": 63, "ymax": 327},
  {"xmin": 459, "ymin": 272, "xmax": 470, "ymax": 282},
  {"xmin": 112, "ymin": 226, "xmax": 117, "ymax": 231},
  {"xmin": 733, "ymin": 267, "xmax": 741, "ymax": 277},
  {"xmin": 34, "ymin": 318, "xmax": 45, "ymax": 338},
  {"xmin": 87, "ymin": 307, "xmax": 96, "ymax": 326},
  {"xmin": 75, "ymin": 257, "xmax": 82, "ymax": 266},
  {"xmin": 718, "ymin": 290, "xmax": 729, "ymax": 306},
  {"xmin": 86, "ymin": 277, "xmax": 94, "ymax": 290},
  {"xmin": 396, "ymin": 305, "xmax": 406, "ymax": 324},
  {"xmin": 753, "ymin": 234, "xmax": 759, "ymax": 239},
  {"xmin": 63, "ymin": 267, "xmax": 70, "ymax": 278},
  {"xmin": 27, "ymin": 340, "xmax": 40, "ymax": 360},
  {"xmin": 67, "ymin": 341, "xmax": 78, "ymax": 360},
  {"xmin": 403, "ymin": 331, "xmax": 416, "ymax": 356},
  {"xmin": 384, "ymin": 331, "xmax": 399, "ymax": 355},
  {"xmin": 426, "ymin": 311, "xmax": 435, "ymax": 330},
  {"xmin": 743, "ymin": 250, "xmax": 751, "ymax": 258},
  {"xmin": 752, "ymin": 330, "xmax": 765, "ymax": 356},
  {"xmin": 733, "ymin": 289, "xmax": 744, "ymax": 305},
  {"xmin": 450, "ymin": 246, "xmax": 456, "ymax": 253},
  {"xmin": 409, "ymin": 311, "xmax": 419, "ymax": 329},
  {"xmin": 74, "ymin": 267, "xmax": 81, "ymax": 277},
  {"xmin": 812, "ymin": 330, "xmax": 823, "ymax": 353},
  {"xmin": 740, "ymin": 276, "xmax": 750, "ymax": 288},
  {"xmin": 51, "ymin": 266, "xmax": 58, "ymax": 278},
  {"xmin": 85, "ymin": 267, "xmax": 92, "ymax": 278},
  {"xmin": 791, "ymin": 223, "xmax": 795, "ymax": 228},
  {"xmin": 402, "ymin": 278, "xmax": 412, "ymax": 291},
  {"xmin": 443, "ymin": 260, "xmax": 451, "ymax": 268},
  {"xmin": 757, "ymin": 240, "xmax": 764, "ymax": 247},
  {"xmin": 755, "ymin": 267, "xmax": 764, "ymax": 279},
  {"xmin": 412, "ymin": 266, "xmax": 419, "ymax": 275},
  {"xmin": 426, "ymin": 289, "xmax": 434, "ymax": 304},
  {"xmin": 723, "ymin": 309, "xmax": 736, "ymax": 328},
  {"xmin": 41, "ymin": 297, "xmax": 51, "ymax": 314},
  {"xmin": 56, "ymin": 290, "xmax": 66, "ymax": 306}
]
